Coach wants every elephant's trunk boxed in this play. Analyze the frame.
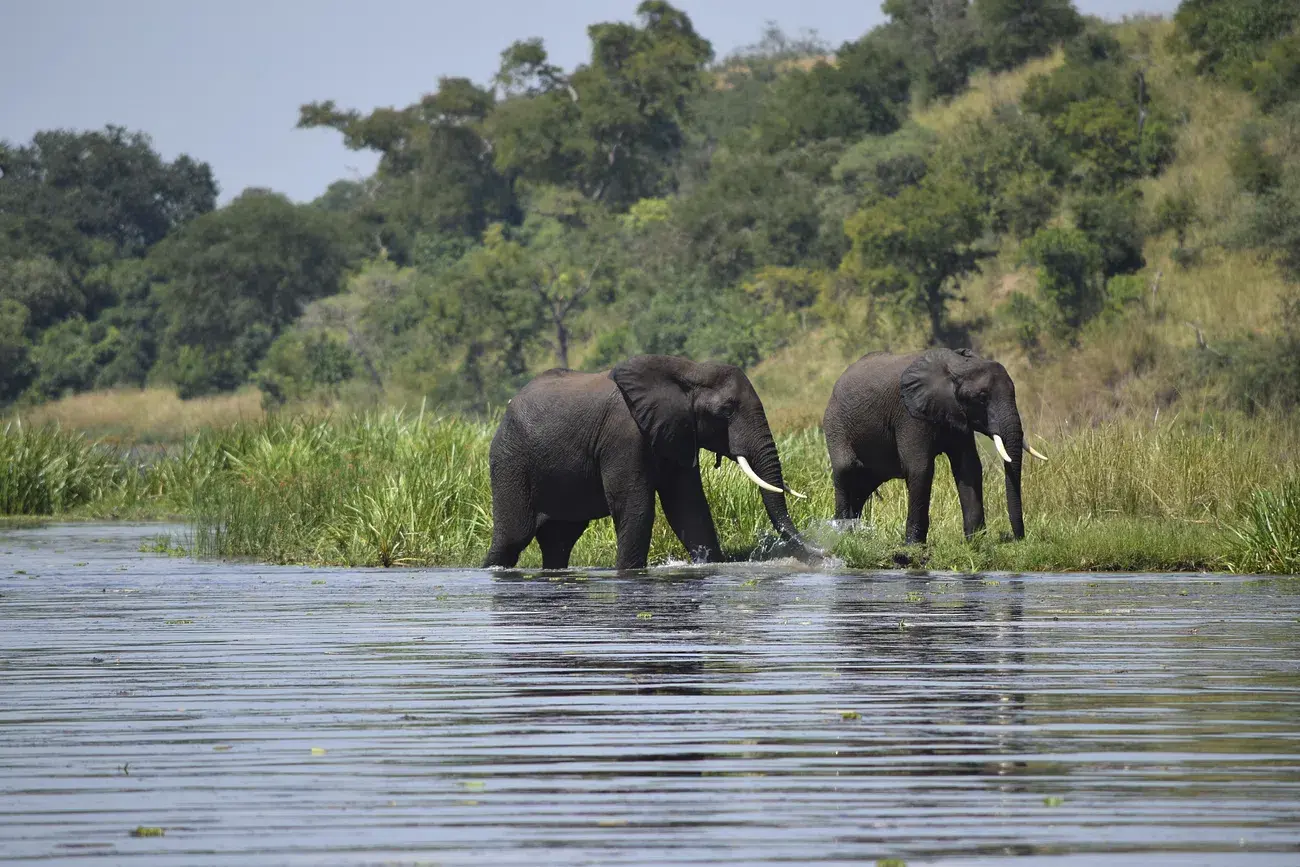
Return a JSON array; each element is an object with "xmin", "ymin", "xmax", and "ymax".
[
  {"xmin": 739, "ymin": 429, "xmax": 824, "ymax": 562},
  {"xmin": 990, "ymin": 403, "xmax": 1026, "ymax": 540}
]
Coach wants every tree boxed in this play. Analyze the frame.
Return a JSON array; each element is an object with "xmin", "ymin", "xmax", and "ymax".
[
  {"xmin": 0, "ymin": 257, "xmax": 82, "ymax": 330},
  {"xmin": 1173, "ymin": 0, "xmax": 1300, "ymax": 79},
  {"xmin": 299, "ymin": 77, "xmax": 515, "ymax": 261},
  {"xmin": 25, "ymin": 317, "xmax": 126, "ymax": 399},
  {"xmin": 1071, "ymin": 189, "xmax": 1146, "ymax": 277},
  {"xmin": 975, "ymin": 0, "xmax": 1083, "ymax": 72},
  {"xmin": 935, "ymin": 105, "xmax": 1067, "ymax": 237},
  {"xmin": 1021, "ymin": 226, "xmax": 1103, "ymax": 332},
  {"xmin": 752, "ymin": 28, "xmax": 912, "ymax": 149},
  {"xmin": 150, "ymin": 190, "xmax": 355, "ymax": 396},
  {"xmin": 882, "ymin": 0, "xmax": 985, "ymax": 101},
  {"xmin": 671, "ymin": 148, "xmax": 828, "ymax": 286},
  {"xmin": 0, "ymin": 126, "xmax": 216, "ymax": 262},
  {"xmin": 1243, "ymin": 31, "xmax": 1300, "ymax": 113},
  {"xmin": 1022, "ymin": 37, "xmax": 1176, "ymax": 190},
  {"xmin": 484, "ymin": 2, "xmax": 714, "ymax": 208},
  {"xmin": 0, "ymin": 299, "xmax": 31, "ymax": 401},
  {"xmin": 843, "ymin": 174, "xmax": 985, "ymax": 342},
  {"xmin": 1238, "ymin": 160, "xmax": 1300, "ymax": 284}
]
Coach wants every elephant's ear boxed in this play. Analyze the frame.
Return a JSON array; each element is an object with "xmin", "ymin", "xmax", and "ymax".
[
  {"xmin": 611, "ymin": 356, "xmax": 698, "ymax": 467},
  {"xmin": 901, "ymin": 351, "xmax": 967, "ymax": 432}
]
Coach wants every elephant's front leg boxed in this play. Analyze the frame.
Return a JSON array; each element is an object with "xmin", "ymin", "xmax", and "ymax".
[
  {"xmin": 903, "ymin": 458, "xmax": 935, "ymax": 545},
  {"xmin": 948, "ymin": 438, "xmax": 986, "ymax": 540},
  {"xmin": 657, "ymin": 465, "xmax": 722, "ymax": 563}
]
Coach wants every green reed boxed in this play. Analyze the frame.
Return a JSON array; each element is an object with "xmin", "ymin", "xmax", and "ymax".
[
  {"xmin": 0, "ymin": 422, "xmax": 129, "ymax": 515},
  {"xmin": 2, "ymin": 411, "xmax": 1298, "ymax": 573}
]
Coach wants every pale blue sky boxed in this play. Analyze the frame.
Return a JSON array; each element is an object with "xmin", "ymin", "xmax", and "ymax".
[{"xmin": 1, "ymin": 0, "xmax": 1181, "ymax": 204}]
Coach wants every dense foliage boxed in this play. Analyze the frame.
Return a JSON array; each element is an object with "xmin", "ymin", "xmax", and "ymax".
[{"xmin": 2, "ymin": 0, "xmax": 1299, "ymax": 419}]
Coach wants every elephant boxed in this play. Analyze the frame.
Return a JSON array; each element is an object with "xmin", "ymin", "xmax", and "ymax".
[
  {"xmin": 482, "ymin": 354, "xmax": 820, "ymax": 570},
  {"xmin": 822, "ymin": 348, "xmax": 1048, "ymax": 545}
]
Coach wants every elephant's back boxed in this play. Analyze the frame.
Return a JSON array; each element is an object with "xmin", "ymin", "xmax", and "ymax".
[
  {"xmin": 496, "ymin": 369, "xmax": 622, "ymax": 456},
  {"xmin": 828, "ymin": 352, "xmax": 916, "ymax": 413},
  {"xmin": 824, "ymin": 352, "xmax": 918, "ymax": 456}
]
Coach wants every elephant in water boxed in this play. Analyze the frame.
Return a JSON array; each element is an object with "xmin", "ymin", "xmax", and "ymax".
[
  {"xmin": 822, "ymin": 348, "xmax": 1048, "ymax": 545},
  {"xmin": 483, "ymin": 354, "xmax": 820, "ymax": 570}
]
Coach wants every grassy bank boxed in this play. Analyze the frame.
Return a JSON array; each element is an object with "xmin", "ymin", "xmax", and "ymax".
[{"xmin": 2, "ymin": 412, "xmax": 1298, "ymax": 574}]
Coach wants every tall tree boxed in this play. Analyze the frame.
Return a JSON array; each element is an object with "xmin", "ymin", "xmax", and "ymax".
[
  {"xmin": 1173, "ymin": 0, "xmax": 1300, "ymax": 78},
  {"xmin": 485, "ymin": 1, "xmax": 714, "ymax": 208},
  {"xmin": 0, "ymin": 126, "xmax": 216, "ymax": 262},
  {"xmin": 299, "ymin": 77, "xmax": 515, "ymax": 261},
  {"xmin": 974, "ymin": 0, "xmax": 1083, "ymax": 72},
  {"xmin": 843, "ymin": 174, "xmax": 985, "ymax": 342},
  {"xmin": 882, "ymin": 0, "xmax": 985, "ymax": 101},
  {"xmin": 753, "ymin": 28, "xmax": 912, "ymax": 149}
]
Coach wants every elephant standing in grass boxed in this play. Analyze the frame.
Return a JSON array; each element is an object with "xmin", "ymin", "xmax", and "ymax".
[
  {"xmin": 483, "ymin": 354, "xmax": 820, "ymax": 570},
  {"xmin": 823, "ymin": 348, "xmax": 1048, "ymax": 545}
]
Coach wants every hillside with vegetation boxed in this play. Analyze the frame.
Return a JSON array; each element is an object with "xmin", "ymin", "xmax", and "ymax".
[
  {"xmin": 2, "ymin": 0, "xmax": 1297, "ymax": 432},
  {"xmin": 3, "ymin": 0, "xmax": 1300, "ymax": 571}
]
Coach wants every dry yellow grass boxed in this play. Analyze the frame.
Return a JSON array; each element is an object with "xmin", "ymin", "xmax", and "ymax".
[
  {"xmin": 10, "ymin": 387, "xmax": 265, "ymax": 444},
  {"xmin": 911, "ymin": 52, "xmax": 1064, "ymax": 136}
]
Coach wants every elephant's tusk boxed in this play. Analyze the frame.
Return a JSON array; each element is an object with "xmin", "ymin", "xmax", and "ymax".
[
  {"xmin": 1025, "ymin": 441, "xmax": 1049, "ymax": 461},
  {"xmin": 785, "ymin": 486, "xmax": 808, "ymax": 500},
  {"xmin": 735, "ymin": 455, "xmax": 786, "ymax": 495},
  {"xmin": 992, "ymin": 434, "xmax": 1014, "ymax": 464}
]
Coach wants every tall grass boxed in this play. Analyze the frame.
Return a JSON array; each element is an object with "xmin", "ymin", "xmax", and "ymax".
[
  {"xmin": 189, "ymin": 413, "xmax": 495, "ymax": 565},
  {"xmin": 0, "ymin": 422, "xmax": 129, "ymax": 514},
  {"xmin": 3, "ymin": 412, "xmax": 1296, "ymax": 573},
  {"xmin": 1229, "ymin": 480, "xmax": 1300, "ymax": 575},
  {"xmin": 171, "ymin": 413, "xmax": 1300, "ymax": 572}
]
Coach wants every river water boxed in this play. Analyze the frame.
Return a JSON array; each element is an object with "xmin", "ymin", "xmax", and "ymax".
[{"xmin": 1, "ymin": 523, "xmax": 1298, "ymax": 865}]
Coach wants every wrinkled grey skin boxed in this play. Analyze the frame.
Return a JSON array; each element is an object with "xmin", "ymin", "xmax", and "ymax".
[
  {"xmin": 483, "ymin": 354, "xmax": 819, "ymax": 570},
  {"xmin": 823, "ymin": 348, "xmax": 1026, "ymax": 545}
]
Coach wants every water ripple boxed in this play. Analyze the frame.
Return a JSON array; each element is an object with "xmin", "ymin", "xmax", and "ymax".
[{"xmin": 1, "ymin": 524, "xmax": 1297, "ymax": 865}]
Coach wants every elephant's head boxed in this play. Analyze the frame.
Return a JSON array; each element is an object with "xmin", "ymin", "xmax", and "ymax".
[
  {"xmin": 900, "ymin": 349, "xmax": 1048, "ymax": 540},
  {"xmin": 610, "ymin": 354, "xmax": 821, "ymax": 560}
]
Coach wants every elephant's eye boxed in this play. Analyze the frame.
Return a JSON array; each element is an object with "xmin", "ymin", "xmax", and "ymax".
[{"xmin": 719, "ymin": 401, "xmax": 737, "ymax": 419}]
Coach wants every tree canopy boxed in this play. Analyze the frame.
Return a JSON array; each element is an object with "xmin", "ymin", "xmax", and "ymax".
[{"xmin": 5, "ymin": 1, "xmax": 1299, "ymax": 419}]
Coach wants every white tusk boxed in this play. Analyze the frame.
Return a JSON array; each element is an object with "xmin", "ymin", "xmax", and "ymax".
[
  {"xmin": 786, "ymin": 485, "xmax": 808, "ymax": 500},
  {"xmin": 992, "ymin": 434, "xmax": 1013, "ymax": 464},
  {"xmin": 735, "ymin": 455, "xmax": 785, "ymax": 494},
  {"xmin": 1025, "ymin": 442, "xmax": 1049, "ymax": 461}
]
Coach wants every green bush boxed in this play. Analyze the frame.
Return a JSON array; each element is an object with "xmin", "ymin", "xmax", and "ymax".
[
  {"xmin": 1072, "ymin": 189, "xmax": 1147, "ymax": 278},
  {"xmin": 1021, "ymin": 226, "xmax": 1103, "ymax": 332},
  {"xmin": 1229, "ymin": 121, "xmax": 1284, "ymax": 194},
  {"xmin": 1103, "ymin": 273, "xmax": 1147, "ymax": 319}
]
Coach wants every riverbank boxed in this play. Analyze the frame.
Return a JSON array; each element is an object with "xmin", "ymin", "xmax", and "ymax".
[{"xmin": 2, "ymin": 412, "xmax": 1298, "ymax": 573}]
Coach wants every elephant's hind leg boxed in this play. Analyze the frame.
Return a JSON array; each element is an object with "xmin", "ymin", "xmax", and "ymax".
[
  {"xmin": 483, "ymin": 465, "xmax": 535, "ymax": 568},
  {"xmin": 832, "ymin": 464, "xmax": 876, "ymax": 521},
  {"xmin": 535, "ymin": 519, "xmax": 589, "ymax": 569}
]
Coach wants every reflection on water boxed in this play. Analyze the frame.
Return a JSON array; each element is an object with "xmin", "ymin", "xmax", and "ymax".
[{"xmin": 1, "ymin": 524, "xmax": 1298, "ymax": 865}]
